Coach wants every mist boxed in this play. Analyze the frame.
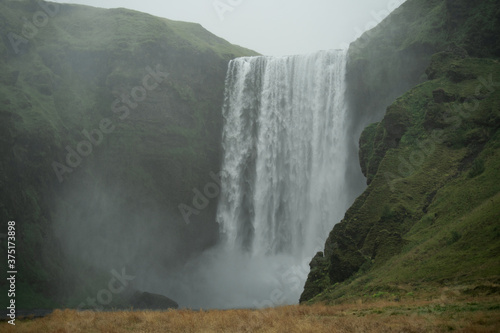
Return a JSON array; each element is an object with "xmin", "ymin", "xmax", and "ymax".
[
  {"xmin": 140, "ymin": 246, "xmax": 313, "ymax": 309},
  {"xmin": 40, "ymin": 0, "xmax": 403, "ymax": 310},
  {"xmin": 3, "ymin": 0, "xmax": 499, "ymax": 330},
  {"xmin": 52, "ymin": 175, "xmax": 312, "ymax": 309}
]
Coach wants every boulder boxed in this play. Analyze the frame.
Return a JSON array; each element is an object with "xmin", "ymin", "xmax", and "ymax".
[{"xmin": 131, "ymin": 291, "xmax": 179, "ymax": 310}]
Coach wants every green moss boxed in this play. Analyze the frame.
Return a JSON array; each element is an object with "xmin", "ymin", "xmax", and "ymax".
[
  {"xmin": 302, "ymin": 51, "xmax": 500, "ymax": 303},
  {"xmin": 0, "ymin": 0, "xmax": 257, "ymax": 308},
  {"xmin": 468, "ymin": 158, "xmax": 485, "ymax": 177}
]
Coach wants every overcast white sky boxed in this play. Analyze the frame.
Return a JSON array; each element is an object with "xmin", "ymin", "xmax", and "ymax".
[{"xmin": 51, "ymin": 0, "xmax": 406, "ymax": 56}]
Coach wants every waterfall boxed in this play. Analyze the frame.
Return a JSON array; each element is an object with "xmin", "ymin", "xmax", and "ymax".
[
  {"xmin": 217, "ymin": 49, "xmax": 350, "ymax": 259},
  {"xmin": 163, "ymin": 50, "xmax": 353, "ymax": 309}
]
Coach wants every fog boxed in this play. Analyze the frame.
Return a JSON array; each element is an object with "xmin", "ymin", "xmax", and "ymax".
[
  {"xmin": 53, "ymin": 174, "xmax": 313, "ymax": 309},
  {"xmin": 53, "ymin": 162, "xmax": 317, "ymax": 309},
  {"xmin": 139, "ymin": 247, "xmax": 312, "ymax": 309},
  {"xmin": 46, "ymin": 0, "xmax": 407, "ymax": 309}
]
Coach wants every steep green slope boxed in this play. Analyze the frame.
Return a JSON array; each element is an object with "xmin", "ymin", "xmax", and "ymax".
[
  {"xmin": 347, "ymin": 0, "xmax": 500, "ymax": 132},
  {"xmin": 0, "ymin": 0, "xmax": 257, "ymax": 308},
  {"xmin": 343, "ymin": 0, "xmax": 500, "ymax": 195},
  {"xmin": 301, "ymin": 0, "xmax": 500, "ymax": 304}
]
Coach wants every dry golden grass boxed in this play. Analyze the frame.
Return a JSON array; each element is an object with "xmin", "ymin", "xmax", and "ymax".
[{"xmin": 2, "ymin": 297, "xmax": 499, "ymax": 333}]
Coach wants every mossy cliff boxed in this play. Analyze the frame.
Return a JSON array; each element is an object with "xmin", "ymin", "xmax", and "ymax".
[
  {"xmin": 347, "ymin": 0, "xmax": 499, "ymax": 133},
  {"xmin": 301, "ymin": 0, "xmax": 500, "ymax": 303},
  {"xmin": 0, "ymin": 0, "xmax": 257, "ymax": 308},
  {"xmin": 343, "ymin": 0, "xmax": 500, "ymax": 194}
]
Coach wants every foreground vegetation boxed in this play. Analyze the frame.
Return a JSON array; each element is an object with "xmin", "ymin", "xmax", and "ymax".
[{"xmin": 1, "ymin": 294, "xmax": 499, "ymax": 333}]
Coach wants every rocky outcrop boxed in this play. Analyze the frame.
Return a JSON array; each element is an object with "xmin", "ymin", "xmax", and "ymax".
[
  {"xmin": 130, "ymin": 291, "xmax": 178, "ymax": 310},
  {"xmin": 301, "ymin": 0, "xmax": 500, "ymax": 304}
]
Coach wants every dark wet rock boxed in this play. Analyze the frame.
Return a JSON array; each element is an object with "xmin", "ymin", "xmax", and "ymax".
[
  {"xmin": 130, "ymin": 291, "xmax": 178, "ymax": 310},
  {"xmin": 432, "ymin": 88, "xmax": 457, "ymax": 103},
  {"xmin": 300, "ymin": 252, "xmax": 330, "ymax": 303}
]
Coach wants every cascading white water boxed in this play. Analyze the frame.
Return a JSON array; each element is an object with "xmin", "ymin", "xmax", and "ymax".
[
  {"xmin": 162, "ymin": 49, "xmax": 353, "ymax": 309},
  {"xmin": 218, "ymin": 49, "xmax": 350, "ymax": 259}
]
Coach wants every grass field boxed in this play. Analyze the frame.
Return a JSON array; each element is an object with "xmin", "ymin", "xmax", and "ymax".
[{"xmin": 2, "ymin": 295, "xmax": 499, "ymax": 333}]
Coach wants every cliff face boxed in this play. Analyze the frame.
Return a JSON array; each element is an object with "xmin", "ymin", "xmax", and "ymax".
[
  {"xmin": 347, "ymin": 0, "xmax": 500, "ymax": 132},
  {"xmin": 301, "ymin": 0, "xmax": 500, "ymax": 303},
  {"xmin": 343, "ymin": 0, "xmax": 500, "ymax": 195},
  {"xmin": 0, "ymin": 0, "xmax": 257, "ymax": 308}
]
